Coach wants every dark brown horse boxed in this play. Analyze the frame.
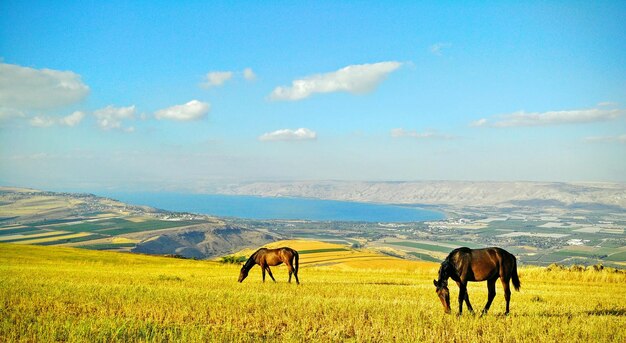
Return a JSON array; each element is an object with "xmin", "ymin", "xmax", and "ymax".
[
  {"xmin": 433, "ymin": 247, "xmax": 520, "ymax": 315},
  {"xmin": 238, "ymin": 247, "xmax": 300, "ymax": 284}
]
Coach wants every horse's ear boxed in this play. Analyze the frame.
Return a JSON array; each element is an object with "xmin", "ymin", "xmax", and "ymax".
[{"xmin": 433, "ymin": 279, "xmax": 438, "ymax": 287}]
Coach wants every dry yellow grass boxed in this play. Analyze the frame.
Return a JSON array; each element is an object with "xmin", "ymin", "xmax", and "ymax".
[
  {"xmin": 112, "ymin": 237, "xmax": 139, "ymax": 243},
  {"xmin": 1, "ymin": 243, "xmax": 624, "ymax": 342},
  {"xmin": 0, "ymin": 230, "xmax": 68, "ymax": 242},
  {"xmin": 13, "ymin": 232, "xmax": 91, "ymax": 245},
  {"xmin": 125, "ymin": 217, "xmax": 150, "ymax": 223},
  {"xmin": 263, "ymin": 239, "xmax": 346, "ymax": 250}
]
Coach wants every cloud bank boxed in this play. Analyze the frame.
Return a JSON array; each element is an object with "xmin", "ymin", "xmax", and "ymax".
[
  {"xmin": 269, "ymin": 61, "xmax": 402, "ymax": 101},
  {"xmin": 259, "ymin": 128, "xmax": 317, "ymax": 142},
  {"xmin": 391, "ymin": 128, "xmax": 457, "ymax": 140},
  {"xmin": 584, "ymin": 134, "xmax": 626, "ymax": 144},
  {"xmin": 0, "ymin": 62, "xmax": 89, "ymax": 110},
  {"xmin": 472, "ymin": 107, "xmax": 623, "ymax": 128},
  {"xmin": 155, "ymin": 100, "xmax": 210, "ymax": 121}
]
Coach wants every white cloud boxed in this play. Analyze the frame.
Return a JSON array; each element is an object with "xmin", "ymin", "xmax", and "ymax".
[
  {"xmin": 470, "ymin": 118, "xmax": 488, "ymax": 127},
  {"xmin": 28, "ymin": 111, "xmax": 86, "ymax": 128},
  {"xmin": 472, "ymin": 107, "xmax": 624, "ymax": 128},
  {"xmin": 391, "ymin": 128, "xmax": 457, "ymax": 140},
  {"xmin": 155, "ymin": 100, "xmax": 210, "ymax": 121},
  {"xmin": 93, "ymin": 105, "xmax": 136, "ymax": 130},
  {"xmin": 60, "ymin": 111, "xmax": 85, "ymax": 127},
  {"xmin": 430, "ymin": 42, "xmax": 452, "ymax": 56},
  {"xmin": 200, "ymin": 68, "xmax": 256, "ymax": 88},
  {"xmin": 243, "ymin": 68, "xmax": 256, "ymax": 81},
  {"xmin": 584, "ymin": 134, "xmax": 626, "ymax": 144},
  {"xmin": 29, "ymin": 116, "xmax": 56, "ymax": 127},
  {"xmin": 259, "ymin": 128, "xmax": 317, "ymax": 142},
  {"xmin": 201, "ymin": 71, "xmax": 233, "ymax": 88},
  {"xmin": 0, "ymin": 62, "xmax": 89, "ymax": 110},
  {"xmin": 269, "ymin": 61, "xmax": 402, "ymax": 101}
]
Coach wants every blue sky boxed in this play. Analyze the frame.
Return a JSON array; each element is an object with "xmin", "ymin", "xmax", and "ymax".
[{"xmin": 1, "ymin": 1, "xmax": 625, "ymax": 192}]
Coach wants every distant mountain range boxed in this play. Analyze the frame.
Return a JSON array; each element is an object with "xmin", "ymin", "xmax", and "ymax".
[{"xmin": 216, "ymin": 181, "xmax": 626, "ymax": 210}]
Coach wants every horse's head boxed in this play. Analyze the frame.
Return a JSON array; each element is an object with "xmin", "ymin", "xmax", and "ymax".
[
  {"xmin": 238, "ymin": 266, "xmax": 249, "ymax": 283},
  {"xmin": 433, "ymin": 279, "xmax": 451, "ymax": 314}
]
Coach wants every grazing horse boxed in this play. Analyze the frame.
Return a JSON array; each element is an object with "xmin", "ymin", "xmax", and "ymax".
[
  {"xmin": 433, "ymin": 247, "xmax": 520, "ymax": 315},
  {"xmin": 238, "ymin": 247, "xmax": 300, "ymax": 284}
]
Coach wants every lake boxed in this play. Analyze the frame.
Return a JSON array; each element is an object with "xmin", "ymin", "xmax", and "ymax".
[{"xmin": 102, "ymin": 193, "xmax": 444, "ymax": 222}]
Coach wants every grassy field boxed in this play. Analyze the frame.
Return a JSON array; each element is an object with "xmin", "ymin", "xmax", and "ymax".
[{"xmin": 1, "ymin": 242, "xmax": 625, "ymax": 342}]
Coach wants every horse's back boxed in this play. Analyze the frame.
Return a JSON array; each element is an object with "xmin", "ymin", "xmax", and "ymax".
[
  {"xmin": 260, "ymin": 247, "xmax": 297, "ymax": 265},
  {"xmin": 446, "ymin": 247, "xmax": 510, "ymax": 281}
]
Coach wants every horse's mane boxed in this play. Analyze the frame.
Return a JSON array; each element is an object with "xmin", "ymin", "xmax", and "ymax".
[
  {"xmin": 243, "ymin": 248, "xmax": 265, "ymax": 270},
  {"xmin": 439, "ymin": 247, "xmax": 471, "ymax": 282}
]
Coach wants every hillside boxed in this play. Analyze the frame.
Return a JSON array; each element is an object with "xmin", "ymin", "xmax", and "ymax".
[
  {"xmin": 1, "ymin": 243, "xmax": 625, "ymax": 342},
  {"xmin": 216, "ymin": 180, "xmax": 626, "ymax": 209},
  {"xmin": 0, "ymin": 187, "xmax": 275, "ymax": 258}
]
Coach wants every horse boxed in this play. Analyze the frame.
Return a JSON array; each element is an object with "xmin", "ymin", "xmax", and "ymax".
[
  {"xmin": 433, "ymin": 247, "xmax": 520, "ymax": 315},
  {"xmin": 238, "ymin": 247, "xmax": 300, "ymax": 284}
]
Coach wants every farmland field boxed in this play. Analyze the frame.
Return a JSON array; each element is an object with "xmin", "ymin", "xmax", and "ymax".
[{"xmin": 1, "ymin": 242, "xmax": 625, "ymax": 342}]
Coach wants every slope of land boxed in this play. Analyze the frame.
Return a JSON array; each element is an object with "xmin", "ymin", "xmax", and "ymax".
[
  {"xmin": 1, "ymin": 243, "xmax": 625, "ymax": 342},
  {"xmin": 0, "ymin": 187, "xmax": 276, "ymax": 258}
]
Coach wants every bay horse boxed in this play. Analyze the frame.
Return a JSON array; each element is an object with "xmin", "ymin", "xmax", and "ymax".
[
  {"xmin": 433, "ymin": 247, "xmax": 520, "ymax": 315},
  {"xmin": 238, "ymin": 247, "xmax": 300, "ymax": 284}
]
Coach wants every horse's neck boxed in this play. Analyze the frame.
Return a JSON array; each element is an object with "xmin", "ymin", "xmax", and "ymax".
[
  {"xmin": 439, "ymin": 260, "xmax": 457, "ymax": 281},
  {"xmin": 243, "ymin": 256, "xmax": 257, "ymax": 271}
]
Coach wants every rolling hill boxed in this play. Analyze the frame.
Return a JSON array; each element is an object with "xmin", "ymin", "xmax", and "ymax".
[{"xmin": 0, "ymin": 187, "xmax": 276, "ymax": 258}]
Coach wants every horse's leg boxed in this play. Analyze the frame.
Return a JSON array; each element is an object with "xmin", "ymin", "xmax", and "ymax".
[
  {"xmin": 465, "ymin": 290, "xmax": 474, "ymax": 313},
  {"xmin": 482, "ymin": 278, "xmax": 497, "ymax": 315},
  {"xmin": 456, "ymin": 281, "xmax": 473, "ymax": 313},
  {"xmin": 266, "ymin": 266, "xmax": 276, "ymax": 282},
  {"xmin": 262, "ymin": 265, "xmax": 266, "ymax": 282},
  {"xmin": 285, "ymin": 260, "xmax": 293, "ymax": 283},
  {"xmin": 457, "ymin": 282, "xmax": 468, "ymax": 315},
  {"xmin": 293, "ymin": 265, "xmax": 300, "ymax": 285},
  {"xmin": 501, "ymin": 277, "xmax": 511, "ymax": 315}
]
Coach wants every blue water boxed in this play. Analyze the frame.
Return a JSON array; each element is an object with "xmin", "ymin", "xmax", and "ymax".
[{"xmin": 102, "ymin": 193, "xmax": 444, "ymax": 222}]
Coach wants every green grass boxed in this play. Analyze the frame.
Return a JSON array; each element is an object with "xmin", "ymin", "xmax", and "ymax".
[
  {"xmin": 74, "ymin": 242, "xmax": 137, "ymax": 250},
  {"xmin": 0, "ymin": 231, "xmax": 75, "ymax": 243},
  {"xmin": 36, "ymin": 219, "xmax": 198, "ymax": 234},
  {"xmin": 1, "ymin": 243, "xmax": 625, "ymax": 342},
  {"xmin": 606, "ymin": 251, "xmax": 626, "ymax": 262},
  {"xmin": 0, "ymin": 227, "xmax": 44, "ymax": 236},
  {"xmin": 407, "ymin": 251, "xmax": 441, "ymax": 262},
  {"xmin": 441, "ymin": 240, "xmax": 484, "ymax": 249},
  {"xmin": 36, "ymin": 234, "xmax": 106, "ymax": 246},
  {"xmin": 386, "ymin": 241, "xmax": 453, "ymax": 253}
]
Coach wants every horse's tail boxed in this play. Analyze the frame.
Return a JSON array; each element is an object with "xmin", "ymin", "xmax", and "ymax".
[
  {"xmin": 294, "ymin": 249, "xmax": 299, "ymax": 275},
  {"xmin": 511, "ymin": 255, "xmax": 521, "ymax": 291}
]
